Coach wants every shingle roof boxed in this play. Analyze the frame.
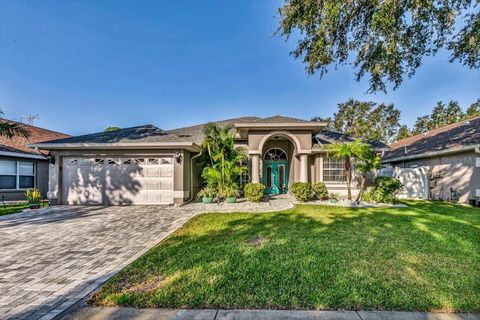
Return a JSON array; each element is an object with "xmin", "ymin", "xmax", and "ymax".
[
  {"xmin": 167, "ymin": 117, "xmax": 261, "ymax": 145},
  {"xmin": 249, "ymin": 116, "xmax": 311, "ymax": 123},
  {"xmin": 383, "ymin": 116, "xmax": 480, "ymax": 161},
  {"xmin": 315, "ymin": 130, "xmax": 389, "ymax": 149},
  {"xmin": 44, "ymin": 125, "xmax": 188, "ymax": 144},
  {"xmin": 0, "ymin": 120, "xmax": 69, "ymax": 156}
]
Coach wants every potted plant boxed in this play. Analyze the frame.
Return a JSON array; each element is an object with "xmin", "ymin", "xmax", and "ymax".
[
  {"xmin": 25, "ymin": 189, "xmax": 42, "ymax": 209},
  {"xmin": 222, "ymin": 185, "xmax": 240, "ymax": 203},
  {"xmin": 196, "ymin": 185, "xmax": 216, "ymax": 204}
]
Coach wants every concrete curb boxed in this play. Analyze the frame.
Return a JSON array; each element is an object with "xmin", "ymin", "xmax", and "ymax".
[{"xmin": 59, "ymin": 307, "xmax": 480, "ymax": 320}]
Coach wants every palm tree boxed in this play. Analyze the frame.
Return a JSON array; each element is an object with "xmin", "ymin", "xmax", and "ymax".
[
  {"xmin": 0, "ymin": 112, "xmax": 30, "ymax": 139},
  {"xmin": 201, "ymin": 122, "xmax": 246, "ymax": 199},
  {"xmin": 354, "ymin": 148, "xmax": 381, "ymax": 202},
  {"xmin": 325, "ymin": 140, "xmax": 372, "ymax": 200}
]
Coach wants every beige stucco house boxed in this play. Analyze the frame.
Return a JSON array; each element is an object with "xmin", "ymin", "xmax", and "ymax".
[
  {"xmin": 382, "ymin": 116, "xmax": 480, "ymax": 203},
  {"xmin": 30, "ymin": 116, "xmax": 387, "ymax": 205}
]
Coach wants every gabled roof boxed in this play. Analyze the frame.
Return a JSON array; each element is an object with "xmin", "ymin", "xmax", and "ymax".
[
  {"xmin": 315, "ymin": 130, "xmax": 389, "ymax": 150},
  {"xmin": 383, "ymin": 116, "xmax": 480, "ymax": 162},
  {"xmin": 0, "ymin": 119, "xmax": 69, "ymax": 158}
]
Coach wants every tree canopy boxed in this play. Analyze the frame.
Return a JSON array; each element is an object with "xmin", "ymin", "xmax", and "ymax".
[
  {"xmin": 410, "ymin": 99, "xmax": 479, "ymax": 135},
  {"xmin": 278, "ymin": 0, "xmax": 479, "ymax": 92},
  {"xmin": 312, "ymin": 99, "xmax": 401, "ymax": 144}
]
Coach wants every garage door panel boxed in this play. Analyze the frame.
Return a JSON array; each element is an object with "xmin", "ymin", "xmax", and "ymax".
[{"xmin": 62, "ymin": 156, "xmax": 174, "ymax": 205}]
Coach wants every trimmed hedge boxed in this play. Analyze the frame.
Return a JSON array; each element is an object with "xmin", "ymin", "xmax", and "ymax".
[
  {"xmin": 291, "ymin": 182, "xmax": 312, "ymax": 202},
  {"xmin": 244, "ymin": 183, "xmax": 265, "ymax": 202},
  {"xmin": 312, "ymin": 182, "xmax": 329, "ymax": 200}
]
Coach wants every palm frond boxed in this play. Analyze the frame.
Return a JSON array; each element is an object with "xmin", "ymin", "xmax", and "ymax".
[{"xmin": 0, "ymin": 121, "xmax": 30, "ymax": 139}]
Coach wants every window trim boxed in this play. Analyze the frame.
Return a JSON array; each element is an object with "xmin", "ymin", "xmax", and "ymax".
[
  {"xmin": 322, "ymin": 155, "xmax": 347, "ymax": 183},
  {"xmin": 0, "ymin": 160, "xmax": 36, "ymax": 190}
]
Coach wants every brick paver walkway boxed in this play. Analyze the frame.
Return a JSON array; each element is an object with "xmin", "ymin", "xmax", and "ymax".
[{"xmin": 0, "ymin": 206, "xmax": 199, "ymax": 320}]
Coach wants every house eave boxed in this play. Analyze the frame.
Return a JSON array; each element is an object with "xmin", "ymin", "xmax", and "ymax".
[
  {"xmin": 0, "ymin": 150, "xmax": 46, "ymax": 160},
  {"xmin": 27, "ymin": 142, "xmax": 202, "ymax": 152},
  {"xmin": 381, "ymin": 144, "xmax": 480, "ymax": 163}
]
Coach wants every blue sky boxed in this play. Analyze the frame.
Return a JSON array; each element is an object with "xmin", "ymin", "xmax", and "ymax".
[{"xmin": 1, "ymin": 0, "xmax": 479, "ymax": 136}]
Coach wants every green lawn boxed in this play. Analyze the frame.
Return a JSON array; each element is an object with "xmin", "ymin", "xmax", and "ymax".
[
  {"xmin": 0, "ymin": 203, "xmax": 29, "ymax": 216},
  {"xmin": 92, "ymin": 201, "xmax": 480, "ymax": 312}
]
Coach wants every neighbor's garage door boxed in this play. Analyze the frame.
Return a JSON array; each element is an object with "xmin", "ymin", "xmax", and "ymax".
[{"xmin": 62, "ymin": 156, "xmax": 174, "ymax": 205}]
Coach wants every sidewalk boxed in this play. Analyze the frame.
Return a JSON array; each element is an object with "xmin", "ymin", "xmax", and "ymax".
[{"xmin": 59, "ymin": 306, "xmax": 480, "ymax": 320}]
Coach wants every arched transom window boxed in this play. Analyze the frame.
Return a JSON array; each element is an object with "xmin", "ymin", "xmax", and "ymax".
[{"xmin": 264, "ymin": 148, "xmax": 287, "ymax": 161}]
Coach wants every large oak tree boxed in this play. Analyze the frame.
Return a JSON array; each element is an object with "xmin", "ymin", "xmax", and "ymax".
[{"xmin": 278, "ymin": 0, "xmax": 479, "ymax": 92}]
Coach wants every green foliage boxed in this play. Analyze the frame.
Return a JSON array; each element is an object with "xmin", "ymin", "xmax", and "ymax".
[
  {"xmin": 411, "ymin": 99, "xmax": 479, "ymax": 135},
  {"xmin": 200, "ymin": 123, "xmax": 246, "ymax": 201},
  {"xmin": 312, "ymin": 99, "xmax": 401, "ymax": 143},
  {"xmin": 291, "ymin": 182, "xmax": 312, "ymax": 202},
  {"xmin": 465, "ymin": 99, "xmax": 480, "ymax": 118},
  {"xmin": 24, "ymin": 189, "xmax": 41, "ymax": 204},
  {"xmin": 244, "ymin": 183, "xmax": 265, "ymax": 202},
  {"xmin": 196, "ymin": 185, "xmax": 216, "ymax": 200},
  {"xmin": 311, "ymin": 182, "xmax": 328, "ymax": 200},
  {"xmin": 278, "ymin": 0, "xmax": 479, "ymax": 93},
  {"xmin": 219, "ymin": 185, "xmax": 240, "ymax": 199},
  {"xmin": 0, "ymin": 111, "xmax": 30, "ymax": 139},
  {"xmin": 395, "ymin": 125, "xmax": 411, "ymax": 141},
  {"xmin": 363, "ymin": 177, "xmax": 402, "ymax": 204},
  {"xmin": 325, "ymin": 139, "xmax": 373, "ymax": 200},
  {"xmin": 105, "ymin": 126, "xmax": 121, "ymax": 132},
  {"xmin": 354, "ymin": 148, "xmax": 381, "ymax": 202}
]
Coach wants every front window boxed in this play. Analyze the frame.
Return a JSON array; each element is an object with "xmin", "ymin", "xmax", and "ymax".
[
  {"xmin": 323, "ymin": 156, "xmax": 346, "ymax": 183},
  {"xmin": 0, "ymin": 160, "xmax": 35, "ymax": 190}
]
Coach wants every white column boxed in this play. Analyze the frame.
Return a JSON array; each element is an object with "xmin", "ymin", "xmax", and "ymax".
[
  {"xmin": 299, "ymin": 154, "xmax": 308, "ymax": 182},
  {"xmin": 251, "ymin": 154, "xmax": 260, "ymax": 183}
]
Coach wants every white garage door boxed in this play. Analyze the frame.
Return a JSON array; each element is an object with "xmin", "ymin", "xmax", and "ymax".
[{"xmin": 62, "ymin": 156, "xmax": 174, "ymax": 205}]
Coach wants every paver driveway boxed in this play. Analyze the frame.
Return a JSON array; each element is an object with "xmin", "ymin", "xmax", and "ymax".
[{"xmin": 0, "ymin": 206, "xmax": 199, "ymax": 320}]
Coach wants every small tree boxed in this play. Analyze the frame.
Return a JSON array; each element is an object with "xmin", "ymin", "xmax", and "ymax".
[
  {"xmin": 325, "ymin": 140, "xmax": 372, "ymax": 200},
  {"xmin": 354, "ymin": 149, "xmax": 381, "ymax": 202}
]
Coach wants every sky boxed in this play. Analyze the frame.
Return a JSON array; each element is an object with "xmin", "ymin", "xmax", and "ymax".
[{"xmin": 1, "ymin": 0, "xmax": 479, "ymax": 136}]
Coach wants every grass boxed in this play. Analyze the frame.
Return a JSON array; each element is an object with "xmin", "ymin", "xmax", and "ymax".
[
  {"xmin": 0, "ymin": 203, "xmax": 29, "ymax": 216},
  {"xmin": 91, "ymin": 201, "xmax": 480, "ymax": 312}
]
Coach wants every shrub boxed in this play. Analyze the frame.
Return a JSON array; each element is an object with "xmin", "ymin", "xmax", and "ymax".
[
  {"xmin": 196, "ymin": 185, "xmax": 216, "ymax": 200},
  {"xmin": 312, "ymin": 182, "xmax": 329, "ymax": 200},
  {"xmin": 25, "ymin": 188, "xmax": 41, "ymax": 204},
  {"xmin": 291, "ymin": 182, "xmax": 312, "ymax": 202},
  {"xmin": 244, "ymin": 183, "xmax": 265, "ymax": 202},
  {"xmin": 363, "ymin": 176, "xmax": 402, "ymax": 203},
  {"xmin": 218, "ymin": 184, "xmax": 240, "ymax": 199}
]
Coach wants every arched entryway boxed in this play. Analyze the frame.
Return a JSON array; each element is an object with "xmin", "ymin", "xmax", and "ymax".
[{"xmin": 262, "ymin": 148, "xmax": 289, "ymax": 195}]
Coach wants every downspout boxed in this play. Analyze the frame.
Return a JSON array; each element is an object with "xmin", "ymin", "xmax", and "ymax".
[{"xmin": 187, "ymin": 150, "xmax": 203, "ymax": 203}]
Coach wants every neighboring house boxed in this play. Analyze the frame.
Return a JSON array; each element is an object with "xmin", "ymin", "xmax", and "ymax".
[
  {"xmin": 30, "ymin": 116, "xmax": 387, "ymax": 206},
  {"xmin": 382, "ymin": 116, "xmax": 480, "ymax": 203},
  {"xmin": 0, "ymin": 120, "xmax": 70, "ymax": 201}
]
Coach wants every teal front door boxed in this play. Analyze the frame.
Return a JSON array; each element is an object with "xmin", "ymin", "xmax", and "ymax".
[{"xmin": 263, "ymin": 161, "xmax": 288, "ymax": 195}]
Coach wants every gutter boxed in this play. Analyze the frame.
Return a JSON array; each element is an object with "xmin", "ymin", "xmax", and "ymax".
[
  {"xmin": 187, "ymin": 150, "xmax": 203, "ymax": 203},
  {"xmin": 382, "ymin": 144, "xmax": 480, "ymax": 163},
  {"xmin": 0, "ymin": 150, "xmax": 46, "ymax": 160},
  {"xmin": 27, "ymin": 142, "xmax": 202, "ymax": 152}
]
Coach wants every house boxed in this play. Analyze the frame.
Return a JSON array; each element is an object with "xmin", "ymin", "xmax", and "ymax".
[
  {"xmin": 0, "ymin": 120, "xmax": 70, "ymax": 201},
  {"xmin": 29, "ymin": 116, "xmax": 387, "ymax": 205},
  {"xmin": 382, "ymin": 116, "xmax": 480, "ymax": 203}
]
